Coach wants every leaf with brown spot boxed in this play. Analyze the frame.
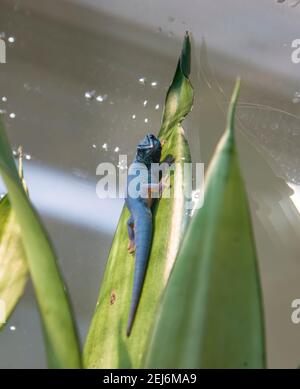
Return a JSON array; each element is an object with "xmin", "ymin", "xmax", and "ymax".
[{"xmin": 84, "ymin": 33, "xmax": 194, "ymax": 368}]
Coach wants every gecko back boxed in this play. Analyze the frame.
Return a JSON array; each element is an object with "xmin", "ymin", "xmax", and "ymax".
[{"xmin": 125, "ymin": 134, "xmax": 162, "ymax": 336}]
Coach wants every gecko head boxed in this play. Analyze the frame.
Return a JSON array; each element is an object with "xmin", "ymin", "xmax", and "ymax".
[{"xmin": 135, "ymin": 133, "xmax": 162, "ymax": 166}]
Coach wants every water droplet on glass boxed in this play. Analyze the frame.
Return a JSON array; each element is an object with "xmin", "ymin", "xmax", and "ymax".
[
  {"xmin": 155, "ymin": 104, "xmax": 160, "ymax": 110},
  {"xmin": 114, "ymin": 146, "xmax": 120, "ymax": 153},
  {"xmin": 132, "ymin": 114, "xmax": 136, "ymax": 119},
  {"xmin": 25, "ymin": 154, "xmax": 31, "ymax": 161},
  {"xmin": 9, "ymin": 326, "xmax": 16, "ymax": 331},
  {"xmin": 138, "ymin": 77, "xmax": 146, "ymax": 85},
  {"xmin": 9, "ymin": 113, "xmax": 16, "ymax": 119},
  {"xmin": 143, "ymin": 100, "xmax": 148, "ymax": 107},
  {"xmin": 151, "ymin": 81, "xmax": 158, "ymax": 88},
  {"xmin": 12, "ymin": 149, "xmax": 18, "ymax": 157},
  {"xmin": 8, "ymin": 36, "xmax": 15, "ymax": 43},
  {"xmin": 92, "ymin": 144, "xmax": 97, "ymax": 149},
  {"xmin": 117, "ymin": 162, "xmax": 127, "ymax": 171},
  {"xmin": 144, "ymin": 118, "xmax": 149, "ymax": 123},
  {"xmin": 84, "ymin": 90, "xmax": 96, "ymax": 101},
  {"xmin": 24, "ymin": 83, "xmax": 31, "ymax": 91},
  {"xmin": 96, "ymin": 94, "xmax": 108, "ymax": 103},
  {"xmin": 292, "ymin": 92, "xmax": 300, "ymax": 104},
  {"xmin": 2, "ymin": 96, "xmax": 7, "ymax": 102},
  {"xmin": 102, "ymin": 143, "xmax": 108, "ymax": 151}
]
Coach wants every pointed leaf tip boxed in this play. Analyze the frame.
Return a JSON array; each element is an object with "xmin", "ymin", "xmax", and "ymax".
[
  {"xmin": 144, "ymin": 73, "xmax": 265, "ymax": 369},
  {"xmin": 84, "ymin": 32, "xmax": 193, "ymax": 369},
  {"xmin": 180, "ymin": 32, "xmax": 191, "ymax": 77},
  {"xmin": 226, "ymin": 77, "xmax": 241, "ymax": 138}
]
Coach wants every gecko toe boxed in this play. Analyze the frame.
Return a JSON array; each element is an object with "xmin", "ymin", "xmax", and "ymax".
[
  {"xmin": 128, "ymin": 246, "xmax": 136, "ymax": 254},
  {"xmin": 127, "ymin": 241, "xmax": 136, "ymax": 254}
]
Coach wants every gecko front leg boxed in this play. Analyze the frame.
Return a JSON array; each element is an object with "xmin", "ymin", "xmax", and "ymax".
[
  {"xmin": 125, "ymin": 133, "xmax": 164, "ymax": 336},
  {"xmin": 127, "ymin": 215, "xmax": 135, "ymax": 253}
]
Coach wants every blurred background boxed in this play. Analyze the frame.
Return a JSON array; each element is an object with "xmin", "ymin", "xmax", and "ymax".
[{"xmin": 0, "ymin": 0, "xmax": 299, "ymax": 368}]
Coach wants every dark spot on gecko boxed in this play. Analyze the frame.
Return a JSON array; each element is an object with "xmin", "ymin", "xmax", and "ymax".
[{"xmin": 110, "ymin": 291, "xmax": 116, "ymax": 305}]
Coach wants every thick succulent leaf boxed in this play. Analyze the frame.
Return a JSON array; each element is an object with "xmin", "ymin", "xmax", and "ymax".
[
  {"xmin": 0, "ymin": 195, "xmax": 28, "ymax": 329},
  {"xmin": 84, "ymin": 33, "xmax": 194, "ymax": 368},
  {"xmin": 145, "ymin": 79, "xmax": 266, "ymax": 368},
  {"xmin": 0, "ymin": 117, "xmax": 81, "ymax": 368}
]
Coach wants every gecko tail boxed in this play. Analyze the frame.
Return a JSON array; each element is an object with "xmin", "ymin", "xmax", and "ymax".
[
  {"xmin": 126, "ymin": 264, "xmax": 147, "ymax": 337},
  {"xmin": 126, "ymin": 266, "xmax": 147, "ymax": 336},
  {"xmin": 126, "ymin": 209, "xmax": 152, "ymax": 337},
  {"xmin": 126, "ymin": 315, "xmax": 135, "ymax": 337}
]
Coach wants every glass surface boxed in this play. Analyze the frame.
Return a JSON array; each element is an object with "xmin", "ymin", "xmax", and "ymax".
[{"xmin": 0, "ymin": 0, "xmax": 299, "ymax": 368}]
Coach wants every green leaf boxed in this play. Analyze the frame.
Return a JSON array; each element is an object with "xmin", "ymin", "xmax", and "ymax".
[
  {"xmin": 83, "ymin": 32, "xmax": 194, "ymax": 368},
  {"xmin": 0, "ymin": 118, "xmax": 81, "ymax": 368},
  {"xmin": 0, "ymin": 195, "xmax": 28, "ymax": 329},
  {"xmin": 145, "ymin": 79, "xmax": 266, "ymax": 368},
  {"xmin": 0, "ymin": 149, "xmax": 30, "ymax": 330}
]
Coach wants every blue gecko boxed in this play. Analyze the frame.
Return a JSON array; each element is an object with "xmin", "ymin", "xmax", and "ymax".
[{"xmin": 125, "ymin": 133, "xmax": 164, "ymax": 337}]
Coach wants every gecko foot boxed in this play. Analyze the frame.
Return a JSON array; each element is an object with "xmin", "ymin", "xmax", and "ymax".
[{"xmin": 127, "ymin": 240, "xmax": 136, "ymax": 254}]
